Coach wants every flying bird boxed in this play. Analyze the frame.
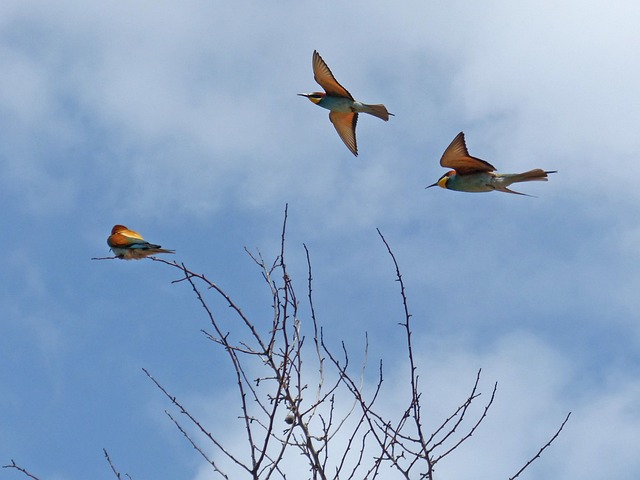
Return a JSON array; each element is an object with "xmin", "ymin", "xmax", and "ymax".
[
  {"xmin": 426, "ymin": 132, "xmax": 556, "ymax": 196},
  {"xmin": 107, "ymin": 225, "xmax": 175, "ymax": 260},
  {"xmin": 298, "ymin": 50, "xmax": 393, "ymax": 156}
]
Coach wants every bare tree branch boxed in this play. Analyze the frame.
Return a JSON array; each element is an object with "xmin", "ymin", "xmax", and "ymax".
[
  {"xmin": 2, "ymin": 461, "xmax": 41, "ymax": 480},
  {"xmin": 74, "ymin": 207, "xmax": 571, "ymax": 480},
  {"xmin": 103, "ymin": 449, "xmax": 134, "ymax": 480},
  {"xmin": 508, "ymin": 412, "xmax": 572, "ymax": 480},
  {"xmin": 164, "ymin": 411, "xmax": 229, "ymax": 479},
  {"xmin": 432, "ymin": 381, "xmax": 498, "ymax": 465},
  {"xmin": 142, "ymin": 368, "xmax": 251, "ymax": 475}
]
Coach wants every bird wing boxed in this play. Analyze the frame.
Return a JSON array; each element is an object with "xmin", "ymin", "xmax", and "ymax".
[
  {"xmin": 329, "ymin": 111, "xmax": 358, "ymax": 156},
  {"xmin": 440, "ymin": 132, "xmax": 496, "ymax": 175},
  {"xmin": 120, "ymin": 228, "xmax": 145, "ymax": 241},
  {"xmin": 108, "ymin": 231, "xmax": 149, "ymax": 248},
  {"xmin": 313, "ymin": 50, "xmax": 354, "ymax": 100}
]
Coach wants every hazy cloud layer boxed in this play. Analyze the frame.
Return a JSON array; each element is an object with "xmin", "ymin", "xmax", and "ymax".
[{"xmin": 1, "ymin": 1, "xmax": 639, "ymax": 478}]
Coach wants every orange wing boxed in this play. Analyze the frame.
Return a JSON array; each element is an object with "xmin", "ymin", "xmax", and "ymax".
[
  {"xmin": 440, "ymin": 132, "xmax": 496, "ymax": 175},
  {"xmin": 329, "ymin": 111, "xmax": 358, "ymax": 156},
  {"xmin": 107, "ymin": 233, "xmax": 142, "ymax": 248},
  {"xmin": 312, "ymin": 50, "xmax": 354, "ymax": 100},
  {"xmin": 107, "ymin": 225, "xmax": 146, "ymax": 248}
]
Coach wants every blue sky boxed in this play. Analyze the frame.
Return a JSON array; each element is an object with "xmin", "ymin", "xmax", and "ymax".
[{"xmin": 2, "ymin": 0, "xmax": 640, "ymax": 478}]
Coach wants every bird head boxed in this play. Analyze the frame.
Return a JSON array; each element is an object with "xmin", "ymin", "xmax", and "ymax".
[
  {"xmin": 426, "ymin": 171, "xmax": 455, "ymax": 190},
  {"xmin": 298, "ymin": 92, "xmax": 325, "ymax": 104},
  {"xmin": 111, "ymin": 224, "xmax": 129, "ymax": 234}
]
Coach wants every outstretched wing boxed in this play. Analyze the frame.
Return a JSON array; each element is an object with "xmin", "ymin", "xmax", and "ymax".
[
  {"xmin": 440, "ymin": 132, "xmax": 496, "ymax": 175},
  {"xmin": 312, "ymin": 50, "xmax": 354, "ymax": 100},
  {"xmin": 329, "ymin": 111, "xmax": 358, "ymax": 156}
]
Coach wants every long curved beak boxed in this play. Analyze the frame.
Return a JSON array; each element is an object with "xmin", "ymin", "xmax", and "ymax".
[
  {"xmin": 297, "ymin": 93, "xmax": 310, "ymax": 97},
  {"xmin": 425, "ymin": 182, "xmax": 439, "ymax": 189}
]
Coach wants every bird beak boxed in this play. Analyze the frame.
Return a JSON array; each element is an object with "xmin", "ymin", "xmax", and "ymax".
[
  {"xmin": 298, "ymin": 93, "xmax": 310, "ymax": 97},
  {"xmin": 425, "ymin": 182, "xmax": 439, "ymax": 189}
]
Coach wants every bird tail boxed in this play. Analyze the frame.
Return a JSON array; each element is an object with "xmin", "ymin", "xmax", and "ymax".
[
  {"xmin": 493, "ymin": 169, "xmax": 557, "ymax": 195},
  {"xmin": 360, "ymin": 103, "xmax": 393, "ymax": 121},
  {"xmin": 505, "ymin": 169, "xmax": 557, "ymax": 184},
  {"xmin": 151, "ymin": 247, "xmax": 175, "ymax": 255},
  {"xmin": 142, "ymin": 243, "xmax": 175, "ymax": 255}
]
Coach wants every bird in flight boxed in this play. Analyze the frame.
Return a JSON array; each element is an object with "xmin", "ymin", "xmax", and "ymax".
[
  {"xmin": 426, "ymin": 132, "xmax": 556, "ymax": 196},
  {"xmin": 299, "ymin": 50, "xmax": 393, "ymax": 156},
  {"xmin": 107, "ymin": 225, "xmax": 175, "ymax": 260}
]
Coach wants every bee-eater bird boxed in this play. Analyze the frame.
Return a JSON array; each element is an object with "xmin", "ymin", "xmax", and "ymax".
[
  {"xmin": 298, "ymin": 50, "xmax": 393, "ymax": 156},
  {"xmin": 426, "ymin": 132, "xmax": 556, "ymax": 196},
  {"xmin": 107, "ymin": 225, "xmax": 175, "ymax": 260}
]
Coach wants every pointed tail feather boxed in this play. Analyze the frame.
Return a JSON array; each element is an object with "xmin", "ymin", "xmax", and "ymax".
[
  {"xmin": 494, "ymin": 169, "xmax": 556, "ymax": 195},
  {"xmin": 508, "ymin": 169, "xmax": 556, "ymax": 183},
  {"xmin": 152, "ymin": 248, "xmax": 175, "ymax": 255},
  {"xmin": 119, "ymin": 248, "xmax": 175, "ymax": 260},
  {"xmin": 361, "ymin": 103, "xmax": 393, "ymax": 121}
]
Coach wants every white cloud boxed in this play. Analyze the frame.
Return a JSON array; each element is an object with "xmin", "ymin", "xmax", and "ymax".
[
  {"xmin": 178, "ymin": 328, "xmax": 639, "ymax": 479},
  {"xmin": 3, "ymin": 0, "xmax": 640, "ymax": 216},
  {"xmin": 561, "ymin": 376, "xmax": 640, "ymax": 478},
  {"xmin": 373, "ymin": 330, "xmax": 640, "ymax": 478},
  {"xmin": 2, "ymin": 1, "xmax": 640, "ymax": 478}
]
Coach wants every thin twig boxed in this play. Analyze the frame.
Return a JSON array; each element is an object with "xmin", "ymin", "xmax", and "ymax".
[
  {"xmin": 427, "ymin": 369, "xmax": 483, "ymax": 448},
  {"xmin": 165, "ymin": 411, "xmax": 229, "ymax": 479},
  {"xmin": 2, "ymin": 461, "xmax": 41, "ymax": 480},
  {"xmin": 104, "ymin": 448, "xmax": 130, "ymax": 479},
  {"xmin": 142, "ymin": 368, "xmax": 251, "ymax": 474},
  {"xmin": 376, "ymin": 228, "xmax": 433, "ymax": 478},
  {"xmin": 508, "ymin": 412, "xmax": 572, "ymax": 480},
  {"xmin": 432, "ymin": 381, "xmax": 498, "ymax": 464}
]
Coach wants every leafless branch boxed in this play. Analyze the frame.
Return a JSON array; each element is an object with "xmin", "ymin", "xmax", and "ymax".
[
  {"xmin": 427, "ymin": 368, "xmax": 483, "ymax": 448},
  {"xmin": 165, "ymin": 411, "xmax": 229, "ymax": 479},
  {"xmin": 508, "ymin": 412, "xmax": 572, "ymax": 480},
  {"xmin": 103, "ymin": 449, "xmax": 133, "ymax": 479},
  {"xmin": 142, "ymin": 368, "xmax": 251, "ymax": 474},
  {"xmin": 80, "ymin": 206, "xmax": 570, "ymax": 480},
  {"xmin": 432, "ymin": 381, "xmax": 498, "ymax": 464},
  {"xmin": 2, "ymin": 461, "xmax": 41, "ymax": 480}
]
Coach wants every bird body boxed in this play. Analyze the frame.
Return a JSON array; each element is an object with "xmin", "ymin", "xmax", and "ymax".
[
  {"xmin": 427, "ymin": 132, "xmax": 556, "ymax": 196},
  {"xmin": 299, "ymin": 50, "xmax": 393, "ymax": 156},
  {"xmin": 107, "ymin": 225, "xmax": 174, "ymax": 260},
  {"xmin": 309, "ymin": 94, "xmax": 390, "ymax": 119},
  {"xmin": 437, "ymin": 169, "xmax": 553, "ymax": 194}
]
